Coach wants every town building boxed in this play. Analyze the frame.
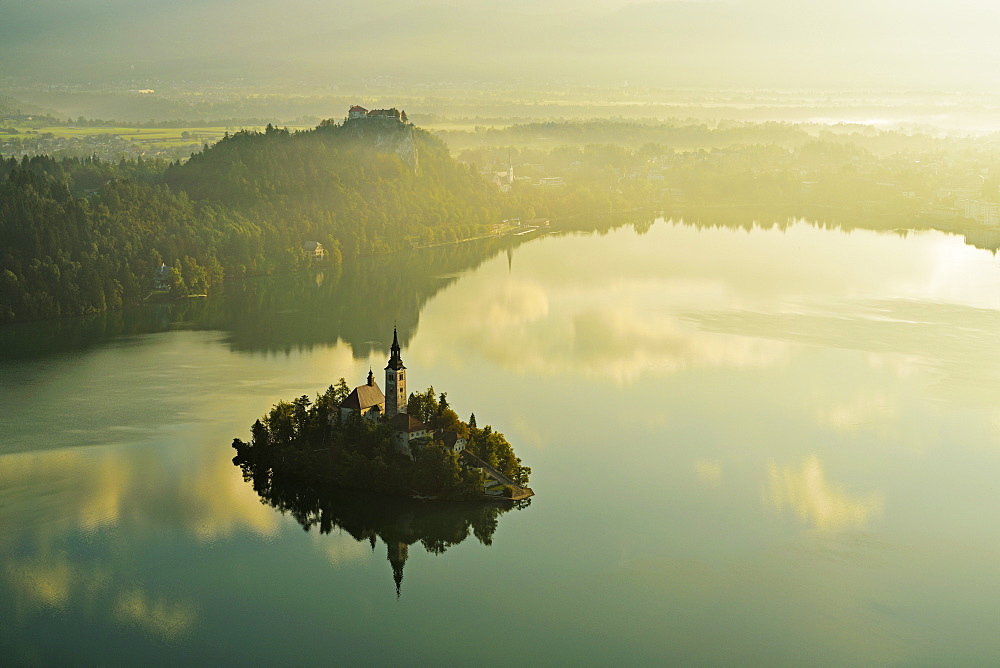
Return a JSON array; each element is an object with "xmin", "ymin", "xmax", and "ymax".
[
  {"xmin": 302, "ymin": 241, "xmax": 326, "ymax": 259},
  {"xmin": 437, "ymin": 430, "xmax": 467, "ymax": 453},
  {"xmin": 392, "ymin": 413, "xmax": 429, "ymax": 452},
  {"xmin": 153, "ymin": 263, "xmax": 170, "ymax": 291},
  {"xmin": 492, "ymin": 154, "xmax": 515, "ymax": 192},
  {"xmin": 960, "ymin": 199, "xmax": 1000, "ymax": 226}
]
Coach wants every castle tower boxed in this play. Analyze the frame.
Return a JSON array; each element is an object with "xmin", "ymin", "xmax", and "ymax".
[{"xmin": 385, "ymin": 327, "xmax": 407, "ymax": 416}]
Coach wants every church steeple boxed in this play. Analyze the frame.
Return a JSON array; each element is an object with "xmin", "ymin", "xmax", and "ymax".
[
  {"xmin": 384, "ymin": 326, "xmax": 407, "ymax": 415},
  {"xmin": 387, "ymin": 541, "xmax": 408, "ymax": 598},
  {"xmin": 388, "ymin": 327, "xmax": 403, "ymax": 369}
]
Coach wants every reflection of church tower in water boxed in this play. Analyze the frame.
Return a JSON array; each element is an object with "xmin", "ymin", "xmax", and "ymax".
[
  {"xmin": 384, "ymin": 327, "xmax": 407, "ymax": 416},
  {"xmin": 387, "ymin": 541, "xmax": 409, "ymax": 597}
]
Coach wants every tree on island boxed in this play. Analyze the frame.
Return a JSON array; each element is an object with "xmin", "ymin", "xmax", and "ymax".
[{"xmin": 407, "ymin": 387, "xmax": 464, "ymax": 433}]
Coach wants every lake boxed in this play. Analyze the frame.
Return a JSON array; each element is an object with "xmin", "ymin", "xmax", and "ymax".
[{"xmin": 4, "ymin": 218, "xmax": 1000, "ymax": 664}]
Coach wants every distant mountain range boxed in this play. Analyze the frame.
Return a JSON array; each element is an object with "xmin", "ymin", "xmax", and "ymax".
[{"xmin": 3, "ymin": 1, "xmax": 999, "ymax": 89}]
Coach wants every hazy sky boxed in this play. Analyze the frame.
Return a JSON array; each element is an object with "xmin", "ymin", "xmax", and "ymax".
[{"xmin": 4, "ymin": 0, "xmax": 1000, "ymax": 89}]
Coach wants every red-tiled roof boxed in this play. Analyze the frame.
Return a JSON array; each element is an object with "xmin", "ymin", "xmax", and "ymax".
[
  {"xmin": 437, "ymin": 430, "xmax": 466, "ymax": 449},
  {"xmin": 391, "ymin": 413, "xmax": 427, "ymax": 433}
]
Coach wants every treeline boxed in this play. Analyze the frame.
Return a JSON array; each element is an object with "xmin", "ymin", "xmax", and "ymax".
[
  {"xmin": 443, "ymin": 119, "xmax": 814, "ymax": 151},
  {"xmin": 461, "ymin": 132, "xmax": 1000, "ymax": 221},
  {"xmin": 56, "ymin": 116, "xmax": 283, "ymax": 129},
  {"xmin": 442, "ymin": 117, "xmax": 1000, "ymax": 156},
  {"xmin": 1, "ymin": 155, "xmax": 258, "ymax": 322},
  {"xmin": 453, "ymin": 117, "xmax": 1000, "ymax": 229},
  {"xmin": 0, "ymin": 96, "xmax": 19, "ymax": 118},
  {"xmin": 232, "ymin": 382, "xmax": 530, "ymax": 501},
  {"xmin": 0, "ymin": 119, "xmax": 504, "ymax": 323}
]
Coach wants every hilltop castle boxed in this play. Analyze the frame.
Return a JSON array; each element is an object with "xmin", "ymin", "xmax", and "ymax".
[
  {"xmin": 339, "ymin": 327, "xmax": 464, "ymax": 456},
  {"xmin": 347, "ymin": 105, "xmax": 408, "ymax": 123}
]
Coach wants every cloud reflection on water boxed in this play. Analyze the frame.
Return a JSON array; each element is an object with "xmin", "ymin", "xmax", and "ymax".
[
  {"xmin": 0, "ymin": 444, "xmax": 281, "ymax": 544},
  {"xmin": 434, "ymin": 277, "xmax": 797, "ymax": 384},
  {"xmin": 113, "ymin": 588, "xmax": 199, "ymax": 641},
  {"xmin": 418, "ymin": 223, "xmax": 1000, "ymax": 416},
  {"xmin": 0, "ymin": 428, "xmax": 280, "ymax": 640},
  {"xmin": 5, "ymin": 552, "xmax": 197, "ymax": 642},
  {"xmin": 766, "ymin": 456, "xmax": 883, "ymax": 531}
]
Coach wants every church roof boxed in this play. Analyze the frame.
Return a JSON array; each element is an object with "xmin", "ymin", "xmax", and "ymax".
[
  {"xmin": 391, "ymin": 413, "xmax": 427, "ymax": 433},
  {"xmin": 340, "ymin": 382, "xmax": 385, "ymax": 410}
]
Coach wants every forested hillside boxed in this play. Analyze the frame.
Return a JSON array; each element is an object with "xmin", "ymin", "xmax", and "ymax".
[
  {"xmin": 164, "ymin": 120, "xmax": 500, "ymax": 253},
  {"xmin": 0, "ymin": 119, "xmax": 504, "ymax": 324}
]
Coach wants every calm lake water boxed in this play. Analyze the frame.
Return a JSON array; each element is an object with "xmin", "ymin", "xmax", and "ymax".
[{"xmin": 4, "ymin": 219, "xmax": 1000, "ymax": 664}]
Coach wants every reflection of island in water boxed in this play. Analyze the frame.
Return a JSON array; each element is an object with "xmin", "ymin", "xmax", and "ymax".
[{"xmin": 240, "ymin": 463, "xmax": 527, "ymax": 596}]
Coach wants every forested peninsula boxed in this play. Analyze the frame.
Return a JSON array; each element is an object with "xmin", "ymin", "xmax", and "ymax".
[{"xmin": 0, "ymin": 119, "xmax": 505, "ymax": 324}]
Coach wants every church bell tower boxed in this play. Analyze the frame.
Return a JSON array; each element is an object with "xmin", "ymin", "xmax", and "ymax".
[{"xmin": 384, "ymin": 327, "xmax": 407, "ymax": 416}]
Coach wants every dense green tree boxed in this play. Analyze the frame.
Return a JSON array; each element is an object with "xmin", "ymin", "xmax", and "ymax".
[{"xmin": 332, "ymin": 378, "xmax": 351, "ymax": 405}]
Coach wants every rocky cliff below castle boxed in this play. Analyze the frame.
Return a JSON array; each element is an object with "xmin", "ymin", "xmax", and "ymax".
[{"xmin": 338, "ymin": 114, "xmax": 418, "ymax": 172}]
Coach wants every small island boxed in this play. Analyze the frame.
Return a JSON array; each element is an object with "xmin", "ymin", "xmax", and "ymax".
[{"xmin": 232, "ymin": 327, "xmax": 533, "ymax": 502}]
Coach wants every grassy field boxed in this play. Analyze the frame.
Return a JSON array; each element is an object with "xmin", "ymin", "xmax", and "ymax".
[
  {"xmin": 419, "ymin": 121, "xmax": 512, "ymax": 133},
  {"xmin": 2, "ymin": 124, "xmax": 313, "ymax": 151},
  {"xmin": 2, "ymin": 119, "xmax": 499, "ymax": 159},
  {"xmin": 5, "ymin": 121, "xmax": 519, "ymax": 155}
]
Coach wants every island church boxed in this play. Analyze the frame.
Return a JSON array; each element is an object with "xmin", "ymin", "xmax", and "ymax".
[{"xmin": 338, "ymin": 328, "xmax": 465, "ymax": 456}]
